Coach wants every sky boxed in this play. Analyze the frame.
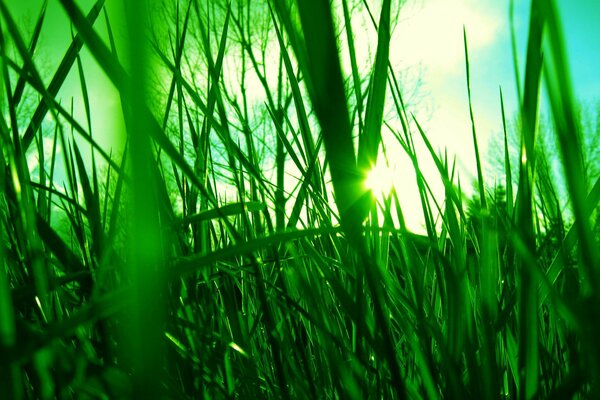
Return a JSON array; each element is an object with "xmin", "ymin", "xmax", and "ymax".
[
  {"xmin": 5, "ymin": 0, "xmax": 600, "ymax": 232},
  {"xmin": 394, "ymin": 0, "xmax": 600, "ymax": 168},
  {"xmin": 365, "ymin": 0, "xmax": 600, "ymax": 230}
]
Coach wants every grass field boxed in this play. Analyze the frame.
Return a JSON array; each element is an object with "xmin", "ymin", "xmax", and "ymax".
[{"xmin": 1, "ymin": 0, "xmax": 599, "ymax": 398}]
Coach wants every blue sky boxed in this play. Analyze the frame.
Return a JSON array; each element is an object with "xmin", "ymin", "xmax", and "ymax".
[
  {"xmin": 424, "ymin": 0, "xmax": 597, "ymax": 153},
  {"xmin": 388, "ymin": 0, "xmax": 599, "ymax": 162}
]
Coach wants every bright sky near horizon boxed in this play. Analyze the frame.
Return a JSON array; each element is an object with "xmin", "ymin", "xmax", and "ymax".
[
  {"xmin": 396, "ymin": 0, "xmax": 600, "ymax": 169},
  {"xmin": 403, "ymin": 0, "xmax": 599, "ymax": 229},
  {"xmin": 6, "ymin": 0, "xmax": 600, "ymax": 232}
]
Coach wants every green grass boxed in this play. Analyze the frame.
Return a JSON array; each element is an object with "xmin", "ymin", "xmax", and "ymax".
[{"xmin": 0, "ymin": 0, "xmax": 599, "ymax": 398}]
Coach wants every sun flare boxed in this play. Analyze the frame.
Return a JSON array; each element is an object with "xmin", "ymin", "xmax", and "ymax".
[{"xmin": 364, "ymin": 162, "xmax": 396, "ymax": 197}]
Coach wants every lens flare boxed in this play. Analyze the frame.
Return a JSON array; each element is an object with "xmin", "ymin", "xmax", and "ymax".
[{"xmin": 364, "ymin": 162, "xmax": 395, "ymax": 196}]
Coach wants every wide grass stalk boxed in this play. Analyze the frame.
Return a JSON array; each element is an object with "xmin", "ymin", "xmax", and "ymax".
[
  {"xmin": 0, "ymin": 135, "xmax": 21, "ymax": 397},
  {"xmin": 541, "ymin": 0, "xmax": 600, "ymax": 392},
  {"xmin": 273, "ymin": 0, "xmax": 408, "ymax": 397},
  {"xmin": 514, "ymin": 0, "xmax": 544, "ymax": 398},
  {"xmin": 118, "ymin": 0, "xmax": 167, "ymax": 398}
]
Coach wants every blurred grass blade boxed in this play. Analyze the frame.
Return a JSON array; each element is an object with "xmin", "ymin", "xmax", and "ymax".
[
  {"xmin": 542, "ymin": 0, "xmax": 598, "ymax": 291},
  {"xmin": 291, "ymin": 0, "xmax": 364, "ymax": 228},
  {"xmin": 121, "ymin": 0, "xmax": 165, "ymax": 398},
  {"xmin": 0, "ymin": 198, "xmax": 20, "ymax": 398},
  {"xmin": 516, "ymin": 1, "xmax": 545, "ymax": 398}
]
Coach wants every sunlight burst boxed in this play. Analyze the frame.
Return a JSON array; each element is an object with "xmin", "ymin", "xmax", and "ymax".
[{"xmin": 364, "ymin": 162, "xmax": 396, "ymax": 197}]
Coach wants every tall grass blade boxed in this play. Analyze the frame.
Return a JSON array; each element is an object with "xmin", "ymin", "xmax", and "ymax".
[
  {"xmin": 357, "ymin": 0, "xmax": 391, "ymax": 174},
  {"xmin": 515, "ymin": 1, "xmax": 545, "ymax": 398},
  {"xmin": 119, "ymin": 0, "xmax": 166, "ymax": 398},
  {"xmin": 463, "ymin": 27, "xmax": 486, "ymax": 209},
  {"xmin": 500, "ymin": 88, "xmax": 514, "ymax": 216}
]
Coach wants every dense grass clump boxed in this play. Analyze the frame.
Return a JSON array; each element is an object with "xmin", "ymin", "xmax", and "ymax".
[{"xmin": 0, "ymin": 0, "xmax": 599, "ymax": 398}]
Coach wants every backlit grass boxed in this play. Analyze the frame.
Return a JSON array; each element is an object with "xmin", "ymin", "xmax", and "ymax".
[{"xmin": 0, "ymin": 0, "xmax": 599, "ymax": 399}]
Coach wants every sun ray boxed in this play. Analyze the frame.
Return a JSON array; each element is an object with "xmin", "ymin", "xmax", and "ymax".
[{"xmin": 364, "ymin": 160, "xmax": 396, "ymax": 198}]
